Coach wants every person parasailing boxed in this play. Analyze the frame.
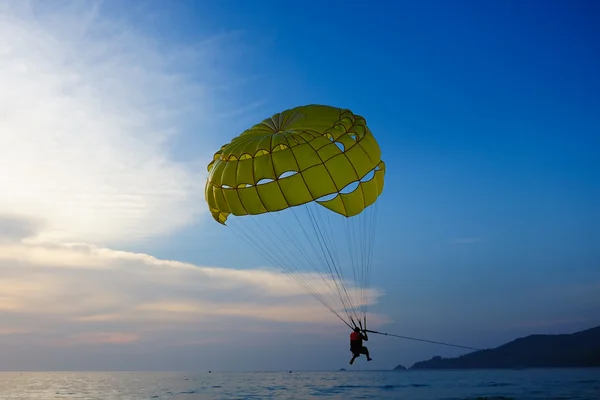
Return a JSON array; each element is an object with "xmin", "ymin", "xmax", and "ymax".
[
  {"xmin": 349, "ymin": 326, "xmax": 372, "ymax": 365},
  {"xmin": 205, "ymin": 104, "xmax": 386, "ymax": 362}
]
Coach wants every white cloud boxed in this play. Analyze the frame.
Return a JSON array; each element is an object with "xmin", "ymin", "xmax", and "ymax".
[
  {"xmin": 0, "ymin": 239, "xmax": 387, "ymax": 346},
  {"xmin": 0, "ymin": 0, "xmax": 246, "ymax": 246}
]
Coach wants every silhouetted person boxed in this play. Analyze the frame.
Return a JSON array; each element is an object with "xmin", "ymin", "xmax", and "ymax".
[{"xmin": 349, "ymin": 327, "xmax": 372, "ymax": 365}]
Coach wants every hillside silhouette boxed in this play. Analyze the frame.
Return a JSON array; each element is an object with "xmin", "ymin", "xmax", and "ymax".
[{"xmin": 404, "ymin": 325, "xmax": 600, "ymax": 370}]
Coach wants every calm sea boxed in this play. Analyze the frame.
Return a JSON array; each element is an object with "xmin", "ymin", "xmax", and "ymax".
[{"xmin": 0, "ymin": 369, "xmax": 598, "ymax": 400}]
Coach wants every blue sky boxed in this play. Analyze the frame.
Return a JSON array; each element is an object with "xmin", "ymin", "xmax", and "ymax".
[{"xmin": 0, "ymin": 0, "xmax": 598, "ymax": 371}]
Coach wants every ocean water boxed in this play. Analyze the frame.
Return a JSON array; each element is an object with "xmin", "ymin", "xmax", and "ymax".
[{"xmin": 0, "ymin": 369, "xmax": 598, "ymax": 400}]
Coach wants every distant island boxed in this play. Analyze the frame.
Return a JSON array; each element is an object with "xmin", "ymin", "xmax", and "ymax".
[{"xmin": 395, "ymin": 325, "xmax": 600, "ymax": 370}]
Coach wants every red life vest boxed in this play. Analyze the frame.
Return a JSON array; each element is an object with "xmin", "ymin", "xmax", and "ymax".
[{"xmin": 350, "ymin": 331, "xmax": 361, "ymax": 341}]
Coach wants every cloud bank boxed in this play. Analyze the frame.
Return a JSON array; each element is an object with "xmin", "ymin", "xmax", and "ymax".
[{"xmin": 0, "ymin": 235, "xmax": 386, "ymax": 348}]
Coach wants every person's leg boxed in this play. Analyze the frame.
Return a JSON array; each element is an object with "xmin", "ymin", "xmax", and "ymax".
[{"xmin": 362, "ymin": 346, "xmax": 372, "ymax": 361}]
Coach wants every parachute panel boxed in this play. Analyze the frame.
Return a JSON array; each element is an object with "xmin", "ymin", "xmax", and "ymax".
[
  {"xmin": 256, "ymin": 181, "xmax": 288, "ymax": 212},
  {"xmin": 223, "ymin": 189, "xmax": 246, "ymax": 215},
  {"xmin": 302, "ymin": 164, "xmax": 338, "ymax": 200},
  {"xmin": 237, "ymin": 187, "xmax": 266, "ymax": 215},
  {"xmin": 278, "ymin": 173, "xmax": 314, "ymax": 206},
  {"xmin": 324, "ymin": 154, "xmax": 359, "ymax": 191},
  {"xmin": 272, "ymin": 150, "xmax": 299, "ymax": 177},
  {"xmin": 291, "ymin": 143, "xmax": 322, "ymax": 170},
  {"xmin": 344, "ymin": 143, "xmax": 374, "ymax": 178}
]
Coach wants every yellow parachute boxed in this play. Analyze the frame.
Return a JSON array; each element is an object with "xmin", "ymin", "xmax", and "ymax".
[{"xmin": 206, "ymin": 104, "xmax": 385, "ymax": 329}]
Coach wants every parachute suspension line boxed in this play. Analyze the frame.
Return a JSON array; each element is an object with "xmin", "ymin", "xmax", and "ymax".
[
  {"xmin": 253, "ymin": 205, "xmax": 356, "ymax": 326},
  {"xmin": 344, "ymin": 214, "xmax": 359, "ymax": 324},
  {"xmin": 365, "ymin": 329, "xmax": 483, "ymax": 351},
  {"xmin": 224, "ymin": 200, "xmax": 378, "ymax": 331},
  {"xmin": 226, "ymin": 215, "xmax": 352, "ymax": 329},
  {"xmin": 363, "ymin": 201, "xmax": 379, "ymax": 329},
  {"xmin": 295, "ymin": 206, "xmax": 366, "ymax": 329},
  {"xmin": 310, "ymin": 204, "xmax": 361, "ymax": 325},
  {"xmin": 270, "ymin": 211, "xmax": 329, "ymax": 291},
  {"xmin": 267, "ymin": 209, "xmax": 353, "ymax": 322},
  {"xmin": 316, "ymin": 203, "xmax": 366, "ymax": 327},
  {"xmin": 351, "ymin": 207, "xmax": 369, "ymax": 328},
  {"xmin": 360, "ymin": 206, "xmax": 369, "ymax": 325},
  {"xmin": 303, "ymin": 204, "xmax": 358, "ymax": 325},
  {"xmin": 265, "ymin": 213, "xmax": 353, "ymax": 328},
  {"xmin": 281, "ymin": 211, "xmax": 355, "ymax": 330},
  {"xmin": 302, "ymin": 204, "xmax": 350, "ymax": 319},
  {"xmin": 286, "ymin": 207, "xmax": 345, "ymax": 304},
  {"xmin": 225, "ymin": 211, "xmax": 344, "ymax": 322},
  {"xmin": 355, "ymin": 208, "xmax": 364, "ymax": 327},
  {"xmin": 361, "ymin": 208, "xmax": 369, "ymax": 327},
  {"xmin": 342, "ymin": 202, "xmax": 379, "ymax": 330},
  {"xmin": 346, "ymin": 207, "xmax": 364, "ymax": 326}
]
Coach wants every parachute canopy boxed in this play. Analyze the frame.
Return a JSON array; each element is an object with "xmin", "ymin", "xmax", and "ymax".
[
  {"xmin": 205, "ymin": 104, "xmax": 386, "ymax": 329},
  {"xmin": 206, "ymin": 104, "xmax": 385, "ymax": 224}
]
